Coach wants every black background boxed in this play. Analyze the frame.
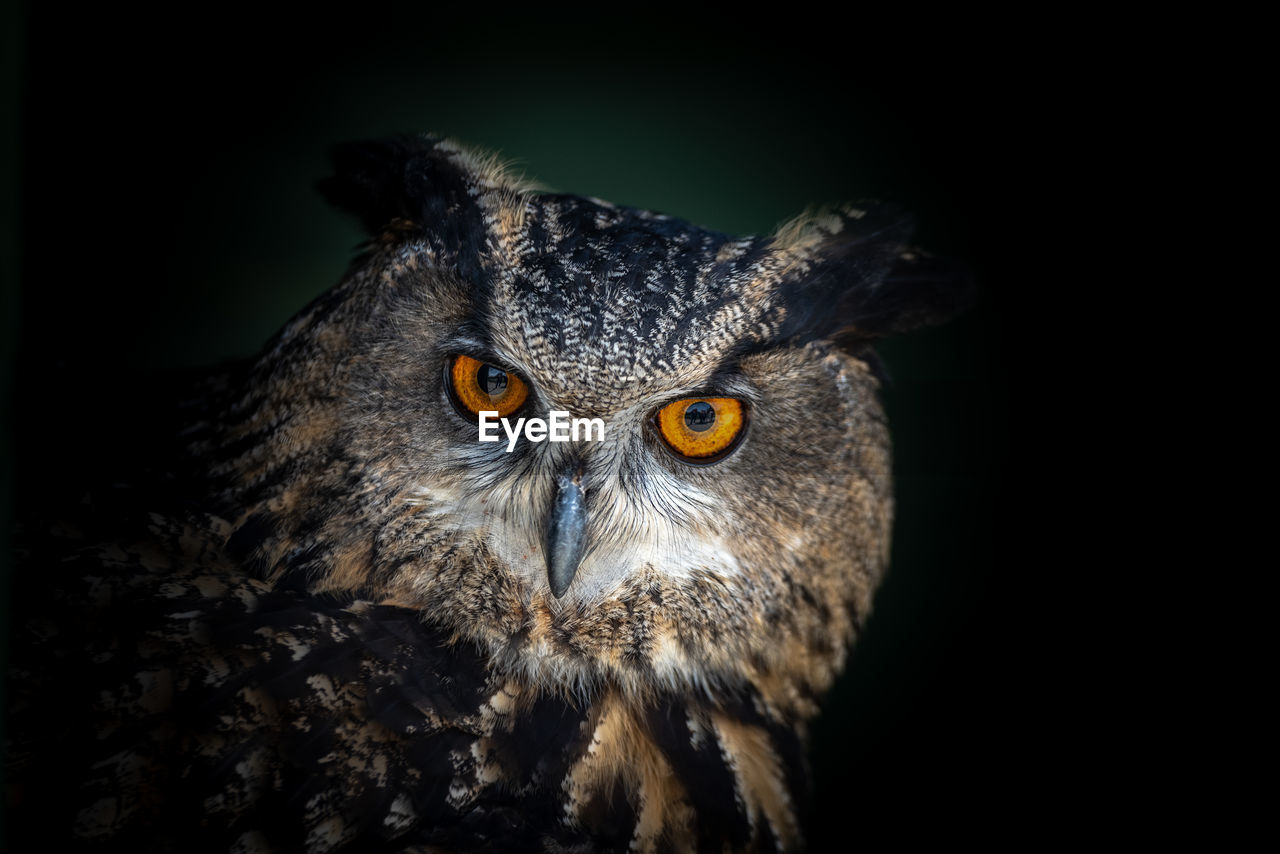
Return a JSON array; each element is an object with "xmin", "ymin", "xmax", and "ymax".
[{"xmin": 2, "ymin": 2, "xmax": 1080, "ymax": 847}]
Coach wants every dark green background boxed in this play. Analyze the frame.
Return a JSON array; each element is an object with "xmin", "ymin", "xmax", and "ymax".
[{"xmin": 3, "ymin": 4, "xmax": 1043, "ymax": 846}]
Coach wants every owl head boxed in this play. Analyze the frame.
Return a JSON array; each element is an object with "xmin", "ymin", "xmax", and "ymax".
[{"xmin": 209, "ymin": 134, "xmax": 968, "ymax": 715}]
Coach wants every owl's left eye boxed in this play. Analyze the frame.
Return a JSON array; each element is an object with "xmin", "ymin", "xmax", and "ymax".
[
  {"xmin": 652, "ymin": 397, "xmax": 748, "ymax": 464},
  {"xmin": 446, "ymin": 354, "xmax": 529, "ymax": 419}
]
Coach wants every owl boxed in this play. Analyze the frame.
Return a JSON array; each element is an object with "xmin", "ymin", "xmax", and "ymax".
[{"xmin": 4, "ymin": 134, "xmax": 968, "ymax": 852}]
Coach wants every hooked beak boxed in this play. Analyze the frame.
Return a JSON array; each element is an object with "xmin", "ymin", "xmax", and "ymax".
[{"xmin": 545, "ymin": 462, "xmax": 587, "ymax": 598}]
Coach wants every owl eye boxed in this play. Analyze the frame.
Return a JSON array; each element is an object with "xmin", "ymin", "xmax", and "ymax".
[
  {"xmin": 652, "ymin": 397, "xmax": 747, "ymax": 464},
  {"xmin": 446, "ymin": 354, "xmax": 529, "ymax": 419}
]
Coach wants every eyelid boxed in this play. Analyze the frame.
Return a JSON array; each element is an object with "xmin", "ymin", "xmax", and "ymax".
[
  {"xmin": 455, "ymin": 350, "xmax": 523, "ymax": 376},
  {"xmin": 670, "ymin": 374, "xmax": 760, "ymax": 406}
]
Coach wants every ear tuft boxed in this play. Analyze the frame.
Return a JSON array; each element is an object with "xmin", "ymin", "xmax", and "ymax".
[
  {"xmin": 764, "ymin": 203, "xmax": 973, "ymax": 349},
  {"xmin": 317, "ymin": 134, "xmax": 537, "ymax": 239},
  {"xmin": 317, "ymin": 134, "xmax": 542, "ymax": 282},
  {"xmin": 317, "ymin": 135, "xmax": 439, "ymax": 235},
  {"xmin": 834, "ymin": 246, "xmax": 976, "ymax": 343}
]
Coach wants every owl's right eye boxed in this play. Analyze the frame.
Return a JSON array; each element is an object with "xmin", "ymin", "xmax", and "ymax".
[{"xmin": 446, "ymin": 354, "xmax": 529, "ymax": 419}]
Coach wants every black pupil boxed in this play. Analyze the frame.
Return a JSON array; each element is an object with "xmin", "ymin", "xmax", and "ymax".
[
  {"xmin": 684, "ymin": 401, "xmax": 716, "ymax": 432},
  {"xmin": 477, "ymin": 365, "xmax": 508, "ymax": 397}
]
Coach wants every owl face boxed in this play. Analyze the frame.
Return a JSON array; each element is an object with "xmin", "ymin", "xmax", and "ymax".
[{"xmin": 214, "ymin": 135, "xmax": 966, "ymax": 709}]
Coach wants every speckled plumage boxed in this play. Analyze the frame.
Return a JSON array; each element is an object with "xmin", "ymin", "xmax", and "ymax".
[{"xmin": 5, "ymin": 134, "xmax": 968, "ymax": 852}]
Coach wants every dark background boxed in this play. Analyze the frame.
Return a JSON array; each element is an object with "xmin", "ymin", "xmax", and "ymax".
[{"xmin": 2, "ymin": 2, "xmax": 1069, "ymax": 846}]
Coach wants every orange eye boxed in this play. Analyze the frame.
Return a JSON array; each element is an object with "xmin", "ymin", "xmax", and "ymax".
[
  {"xmin": 653, "ymin": 397, "xmax": 747, "ymax": 463},
  {"xmin": 446, "ymin": 354, "xmax": 529, "ymax": 419}
]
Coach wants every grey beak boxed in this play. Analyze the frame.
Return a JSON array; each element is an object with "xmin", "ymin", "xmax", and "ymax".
[{"xmin": 545, "ymin": 464, "xmax": 587, "ymax": 598}]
